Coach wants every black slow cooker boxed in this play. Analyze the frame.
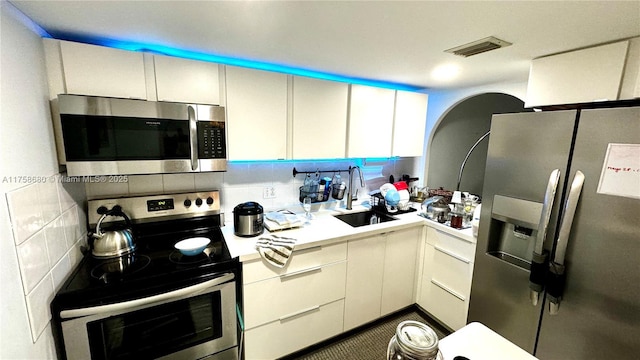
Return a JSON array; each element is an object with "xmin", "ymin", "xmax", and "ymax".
[{"xmin": 233, "ymin": 202, "xmax": 264, "ymax": 237}]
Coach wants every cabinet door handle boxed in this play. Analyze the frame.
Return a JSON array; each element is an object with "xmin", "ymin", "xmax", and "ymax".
[
  {"xmin": 278, "ymin": 305, "xmax": 320, "ymax": 322},
  {"xmin": 434, "ymin": 245, "xmax": 471, "ymax": 264},
  {"xmin": 431, "ymin": 279, "xmax": 466, "ymax": 301},
  {"xmin": 280, "ymin": 266, "xmax": 322, "ymax": 280}
]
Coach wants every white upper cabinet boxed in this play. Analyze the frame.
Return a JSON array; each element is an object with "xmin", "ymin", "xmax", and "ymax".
[
  {"xmin": 154, "ymin": 55, "xmax": 221, "ymax": 105},
  {"xmin": 225, "ymin": 66, "xmax": 288, "ymax": 161},
  {"xmin": 392, "ymin": 91, "xmax": 428, "ymax": 157},
  {"xmin": 59, "ymin": 40, "xmax": 147, "ymax": 99},
  {"xmin": 292, "ymin": 77, "xmax": 349, "ymax": 159},
  {"xmin": 525, "ymin": 39, "xmax": 635, "ymax": 107},
  {"xmin": 347, "ymin": 84, "xmax": 396, "ymax": 158}
]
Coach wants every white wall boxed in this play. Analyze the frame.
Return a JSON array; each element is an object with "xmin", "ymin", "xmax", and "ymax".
[
  {"xmin": 420, "ymin": 82, "xmax": 528, "ymax": 187},
  {"xmin": 1, "ymin": 3, "xmax": 87, "ymax": 359}
]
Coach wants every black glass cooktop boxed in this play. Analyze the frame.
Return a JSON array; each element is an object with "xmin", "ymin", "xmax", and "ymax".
[{"xmin": 54, "ymin": 217, "xmax": 239, "ymax": 310}]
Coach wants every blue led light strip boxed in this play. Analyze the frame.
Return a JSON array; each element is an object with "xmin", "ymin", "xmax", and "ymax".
[{"xmin": 46, "ymin": 31, "xmax": 423, "ymax": 91}]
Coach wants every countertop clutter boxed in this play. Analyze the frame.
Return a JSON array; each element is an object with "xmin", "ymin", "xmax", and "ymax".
[{"xmin": 222, "ymin": 204, "xmax": 475, "ymax": 262}]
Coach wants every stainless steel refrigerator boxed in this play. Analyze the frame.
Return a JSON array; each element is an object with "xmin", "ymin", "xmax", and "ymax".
[{"xmin": 467, "ymin": 106, "xmax": 640, "ymax": 359}]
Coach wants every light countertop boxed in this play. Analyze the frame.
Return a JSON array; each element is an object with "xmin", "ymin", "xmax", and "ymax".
[
  {"xmin": 440, "ymin": 322, "xmax": 538, "ymax": 360},
  {"xmin": 222, "ymin": 204, "xmax": 475, "ymax": 262}
]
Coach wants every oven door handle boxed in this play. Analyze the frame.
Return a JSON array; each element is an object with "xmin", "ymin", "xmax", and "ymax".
[{"xmin": 60, "ymin": 272, "xmax": 235, "ymax": 319}]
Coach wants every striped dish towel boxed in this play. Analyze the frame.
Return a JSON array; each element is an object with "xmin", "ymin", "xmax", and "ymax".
[{"xmin": 255, "ymin": 235, "xmax": 297, "ymax": 268}]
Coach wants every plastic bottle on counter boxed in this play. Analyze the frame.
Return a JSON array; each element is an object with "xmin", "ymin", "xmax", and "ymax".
[{"xmin": 318, "ymin": 179, "xmax": 326, "ymax": 201}]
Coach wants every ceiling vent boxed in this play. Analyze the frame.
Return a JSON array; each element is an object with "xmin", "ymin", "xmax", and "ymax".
[{"xmin": 445, "ymin": 36, "xmax": 512, "ymax": 57}]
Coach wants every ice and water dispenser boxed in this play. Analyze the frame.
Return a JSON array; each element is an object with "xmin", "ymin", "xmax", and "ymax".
[{"xmin": 485, "ymin": 195, "xmax": 543, "ymax": 270}]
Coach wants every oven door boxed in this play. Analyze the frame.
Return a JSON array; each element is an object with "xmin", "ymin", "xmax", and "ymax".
[{"xmin": 59, "ymin": 273, "xmax": 237, "ymax": 360}]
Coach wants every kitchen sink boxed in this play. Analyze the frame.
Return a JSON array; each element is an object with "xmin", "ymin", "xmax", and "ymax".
[{"xmin": 333, "ymin": 210, "xmax": 397, "ymax": 227}]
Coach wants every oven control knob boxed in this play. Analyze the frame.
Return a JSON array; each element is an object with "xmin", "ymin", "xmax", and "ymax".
[
  {"xmin": 97, "ymin": 206, "xmax": 108, "ymax": 215},
  {"xmin": 184, "ymin": 199, "xmax": 192, "ymax": 207},
  {"xmin": 195, "ymin": 198, "xmax": 203, "ymax": 206},
  {"xmin": 206, "ymin": 197, "xmax": 214, "ymax": 205}
]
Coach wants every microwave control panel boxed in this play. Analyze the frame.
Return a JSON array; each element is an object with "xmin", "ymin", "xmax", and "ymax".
[{"xmin": 198, "ymin": 121, "xmax": 226, "ymax": 159}]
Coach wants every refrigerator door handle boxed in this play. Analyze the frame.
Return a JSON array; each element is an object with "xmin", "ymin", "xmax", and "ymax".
[
  {"xmin": 529, "ymin": 169, "xmax": 561, "ymax": 306},
  {"xmin": 547, "ymin": 170, "xmax": 585, "ymax": 315}
]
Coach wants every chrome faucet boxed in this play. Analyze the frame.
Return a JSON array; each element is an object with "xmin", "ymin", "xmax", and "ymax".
[{"xmin": 346, "ymin": 166, "xmax": 365, "ymax": 210}]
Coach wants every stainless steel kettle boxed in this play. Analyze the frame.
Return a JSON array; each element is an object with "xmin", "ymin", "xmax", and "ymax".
[{"xmin": 91, "ymin": 206, "xmax": 136, "ymax": 258}]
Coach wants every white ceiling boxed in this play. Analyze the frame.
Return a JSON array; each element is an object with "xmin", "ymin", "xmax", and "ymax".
[{"xmin": 9, "ymin": 1, "xmax": 640, "ymax": 90}]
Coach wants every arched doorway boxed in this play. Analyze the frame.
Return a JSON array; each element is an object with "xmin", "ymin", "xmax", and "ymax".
[{"xmin": 426, "ymin": 92, "xmax": 530, "ymax": 197}]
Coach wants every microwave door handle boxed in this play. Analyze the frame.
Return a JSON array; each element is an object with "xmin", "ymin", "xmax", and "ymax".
[
  {"xmin": 547, "ymin": 170, "xmax": 585, "ymax": 315},
  {"xmin": 529, "ymin": 169, "xmax": 561, "ymax": 306},
  {"xmin": 59, "ymin": 273, "xmax": 235, "ymax": 319},
  {"xmin": 188, "ymin": 105, "xmax": 198, "ymax": 171}
]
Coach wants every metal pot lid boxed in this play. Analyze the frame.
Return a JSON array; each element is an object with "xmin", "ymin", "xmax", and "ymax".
[
  {"xmin": 395, "ymin": 320, "xmax": 440, "ymax": 357},
  {"xmin": 234, "ymin": 202, "xmax": 263, "ymax": 215}
]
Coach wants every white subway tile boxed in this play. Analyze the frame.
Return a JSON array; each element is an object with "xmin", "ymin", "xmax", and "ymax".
[
  {"xmin": 6, "ymin": 183, "xmax": 44, "ymax": 245},
  {"xmin": 247, "ymin": 162, "xmax": 274, "ymax": 184},
  {"xmin": 16, "ymin": 230, "xmax": 51, "ymax": 295},
  {"xmin": 26, "ymin": 275, "xmax": 54, "ymax": 342},
  {"xmin": 162, "ymin": 173, "xmax": 195, "ymax": 193},
  {"xmin": 272, "ymin": 162, "xmax": 294, "ymax": 185},
  {"xmin": 223, "ymin": 163, "xmax": 249, "ymax": 187},
  {"xmin": 37, "ymin": 182, "xmax": 61, "ymax": 224},
  {"xmin": 195, "ymin": 172, "xmax": 224, "ymax": 191},
  {"xmin": 51, "ymin": 255, "xmax": 71, "ymax": 291},
  {"xmin": 57, "ymin": 179, "xmax": 85, "ymax": 212},
  {"xmin": 61, "ymin": 206, "xmax": 81, "ymax": 249},
  {"xmin": 221, "ymin": 187, "xmax": 264, "ymax": 215},
  {"xmin": 77, "ymin": 204, "xmax": 88, "ymax": 237},
  {"xmin": 68, "ymin": 239, "xmax": 85, "ymax": 268},
  {"xmin": 128, "ymin": 174, "xmax": 163, "ymax": 195},
  {"xmin": 85, "ymin": 181, "xmax": 129, "ymax": 200},
  {"xmin": 44, "ymin": 216, "xmax": 67, "ymax": 265}
]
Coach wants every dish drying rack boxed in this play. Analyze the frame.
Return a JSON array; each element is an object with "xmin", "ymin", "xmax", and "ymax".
[{"xmin": 370, "ymin": 193, "xmax": 416, "ymax": 214}]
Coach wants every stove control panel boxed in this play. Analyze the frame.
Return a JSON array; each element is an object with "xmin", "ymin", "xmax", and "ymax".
[{"xmin": 88, "ymin": 191, "xmax": 221, "ymax": 226}]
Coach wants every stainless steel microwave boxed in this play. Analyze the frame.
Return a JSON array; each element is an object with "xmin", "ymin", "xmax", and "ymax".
[{"xmin": 52, "ymin": 94, "xmax": 227, "ymax": 176}]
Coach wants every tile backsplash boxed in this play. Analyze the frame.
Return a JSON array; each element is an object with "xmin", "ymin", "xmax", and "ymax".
[
  {"xmin": 85, "ymin": 159, "xmax": 419, "ymax": 217},
  {"xmin": 5, "ymin": 175, "xmax": 86, "ymax": 342}
]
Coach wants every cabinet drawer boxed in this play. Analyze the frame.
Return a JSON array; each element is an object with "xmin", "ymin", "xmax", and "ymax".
[
  {"xmin": 243, "ymin": 261, "xmax": 347, "ymax": 329},
  {"xmin": 427, "ymin": 227, "xmax": 475, "ymax": 261},
  {"xmin": 431, "ymin": 245, "xmax": 473, "ymax": 296},
  {"xmin": 425, "ymin": 280, "xmax": 468, "ymax": 330},
  {"xmin": 243, "ymin": 241, "xmax": 347, "ymax": 284},
  {"xmin": 245, "ymin": 299, "xmax": 344, "ymax": 360}
]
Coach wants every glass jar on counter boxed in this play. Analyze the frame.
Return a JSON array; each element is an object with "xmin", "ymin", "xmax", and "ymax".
[{"xmin": 387, "ymin": 321, "xmax": 443, "ymax": 360}]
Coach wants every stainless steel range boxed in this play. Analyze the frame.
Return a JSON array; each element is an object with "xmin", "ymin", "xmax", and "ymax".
[{"xmin": 51, "ymin": 191, "xmax": 240, "ymax": 360}]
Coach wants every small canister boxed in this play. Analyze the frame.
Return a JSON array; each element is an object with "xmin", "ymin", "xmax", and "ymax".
[{"xmin": 387, "ymin": 321, "xmax": 443, "ymax": 360}]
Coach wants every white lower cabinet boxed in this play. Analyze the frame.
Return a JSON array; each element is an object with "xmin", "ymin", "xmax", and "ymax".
[
  {"xmin": 244, "ymin": 299, "xmax": 345, "ymax": 360},
  {"xmin": 344, "ymin": 227, "xmax": 421, "ymax": 331},
  {"xmin": 344, "ymin": 234, "xmax": 386, "ymax": 331},
  {"xmin": 381, "ymin": 227, "xmax": 421, "ymax": 315},
  {"xmin": 418, "ymin": 227, "xmax": 476, "ymax": 330},
  {"xmin": 242, "ymin": 242, "xmax": 347, "ymax": 359},
  {"xmin": 242, "ymin": 226, "xmax": 424, "ymax": 358}
]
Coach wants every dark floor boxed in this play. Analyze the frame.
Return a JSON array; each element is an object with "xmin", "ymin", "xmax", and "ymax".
[{"xmin": 282, "ymin": 307, "xmax": 450, "ymax": 360}]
